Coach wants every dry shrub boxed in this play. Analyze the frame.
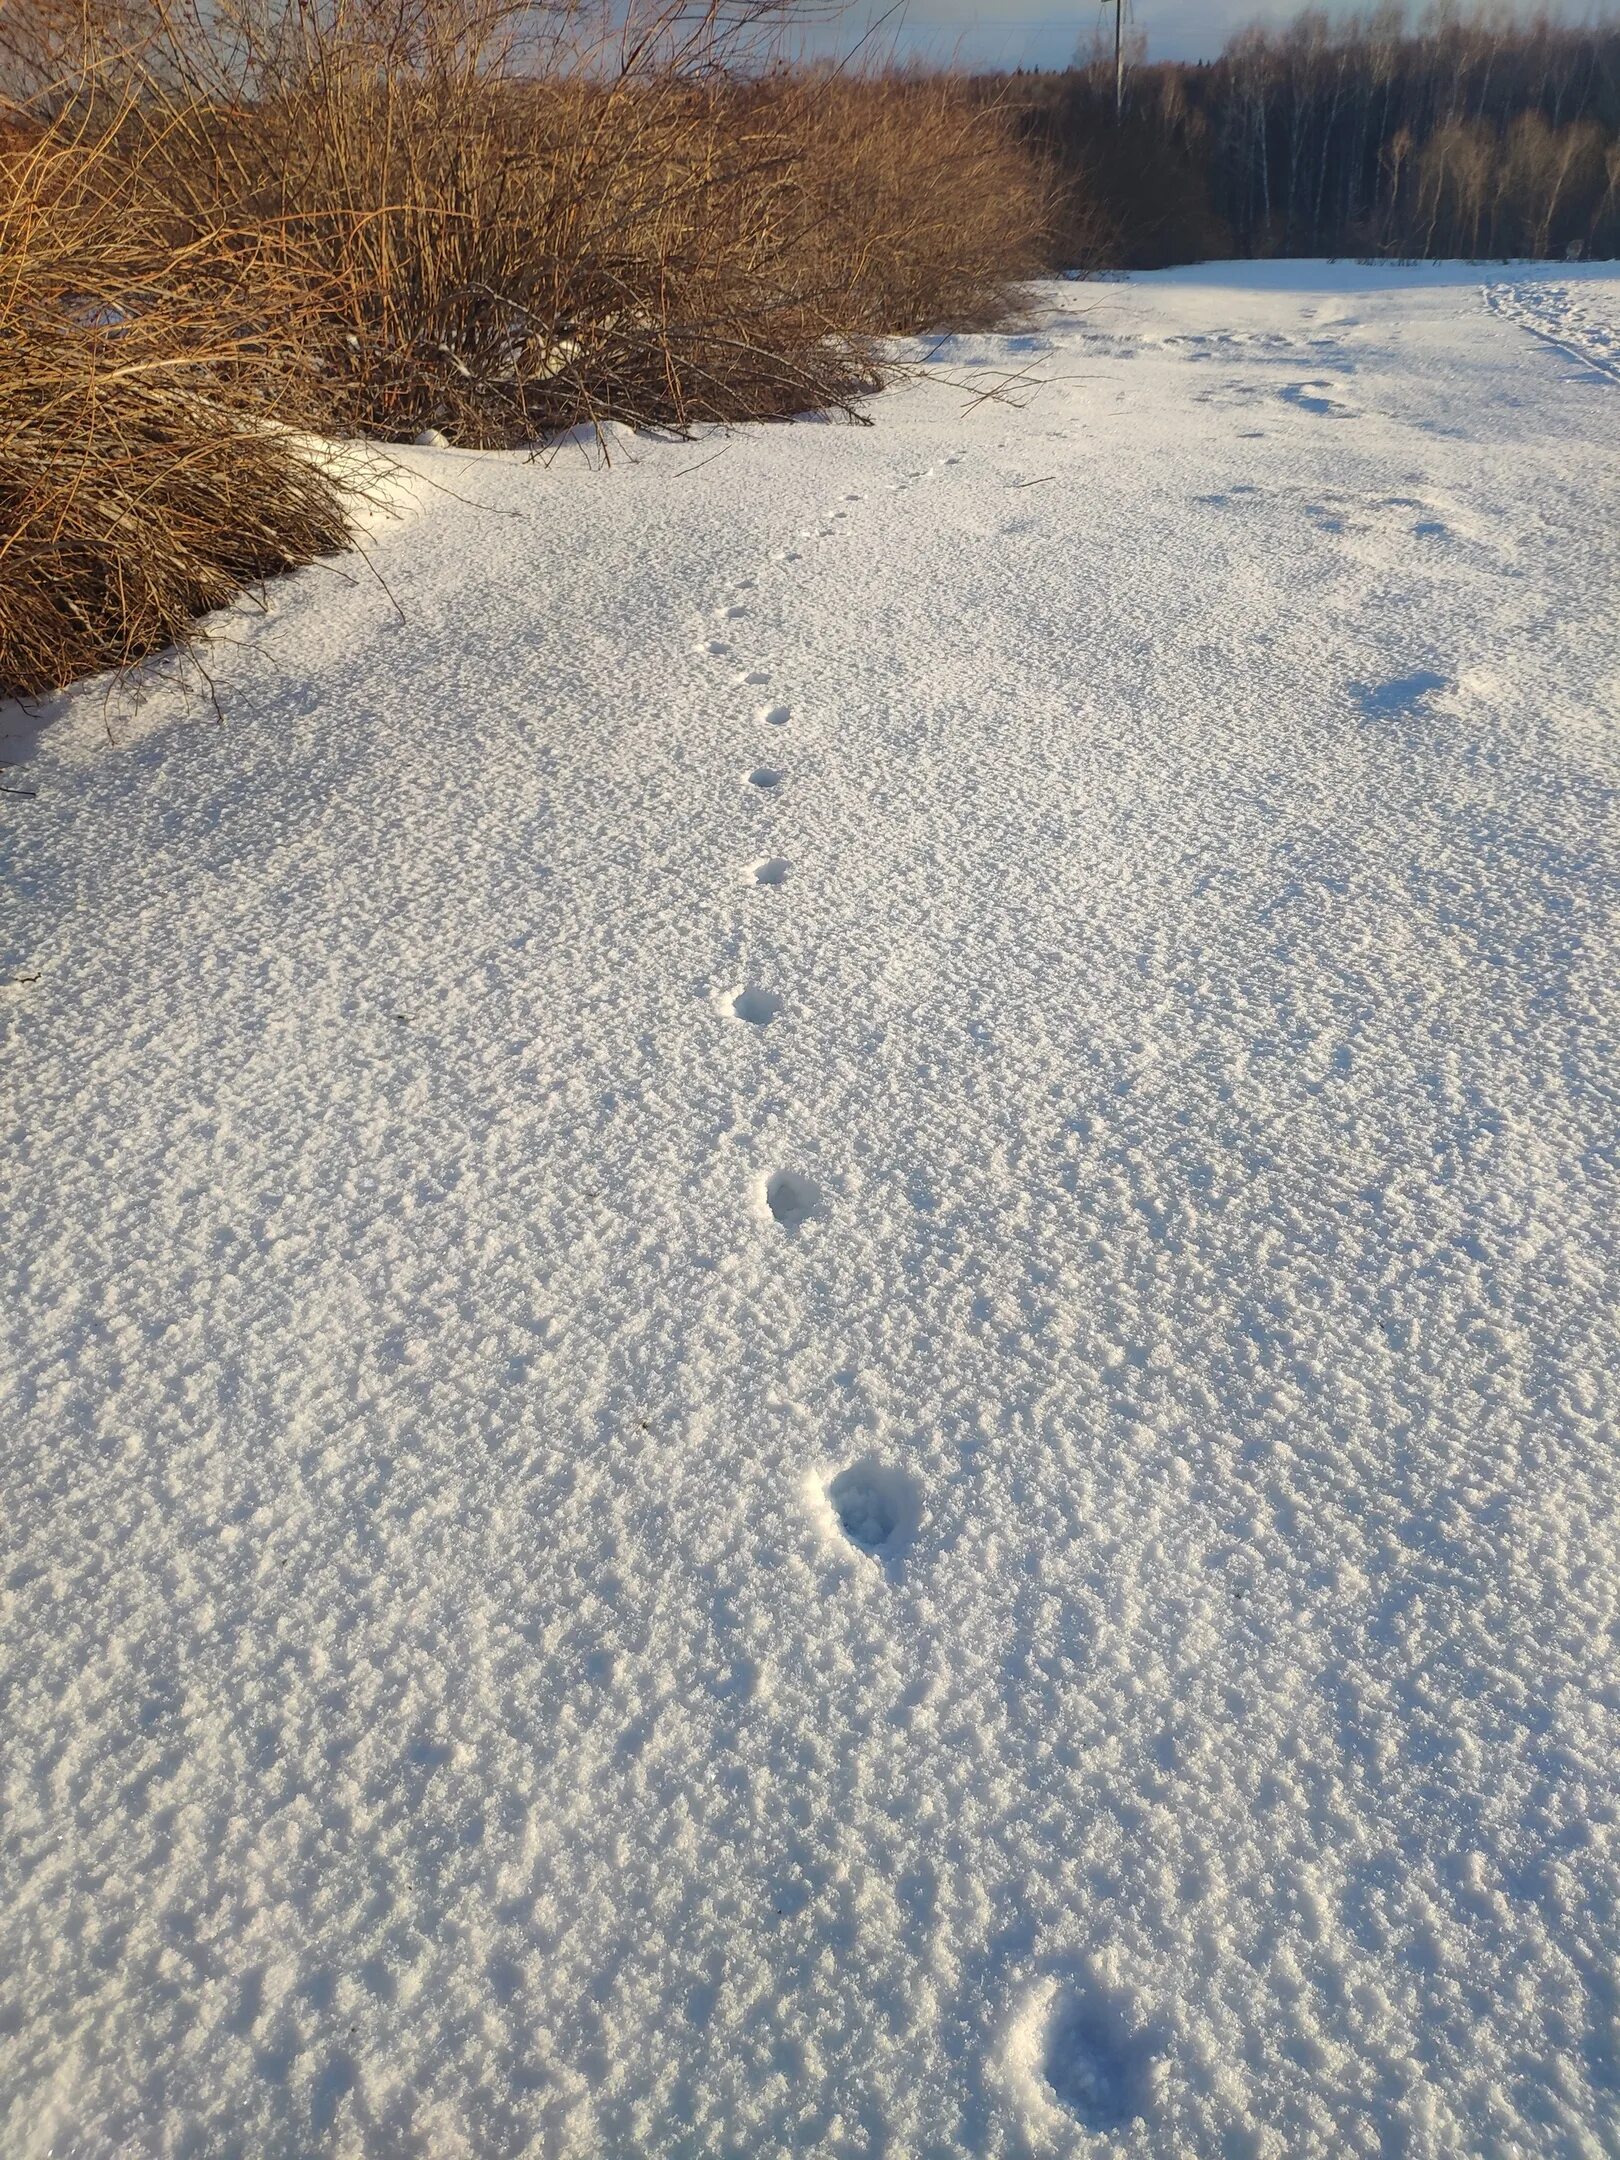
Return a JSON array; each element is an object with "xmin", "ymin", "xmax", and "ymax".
[
  {"xmin": 779, "ymin": 73, "xmax": 1054, "ymax": 334},
  {"xmin": 208, "ymin": 73, "xmax": 889, "ymax": 444},
  {"xmin": 105, "ymin": 1, "xmax": 873, "ymax": 444},
  {"xmin": 0, "ymin": 108, "xmax": 350, "ymax": 697},
  {"xmin": 129, "ymin": 2, "xmax": 1053, "ymax": 445},
  {"xmin": 0, "ymin": 0, "xmax": 1055, "ymax": 692}
]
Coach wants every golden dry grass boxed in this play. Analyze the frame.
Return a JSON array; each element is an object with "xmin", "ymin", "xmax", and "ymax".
[
  {"xmin": 0, "ymin": 0, "xmax": 1054, "ymax": 693},
  {"xmin": 139, "ymin": 62, "xmax": 1051, "ymax": 445},
  {"xmin": 0, "ymin": 112, "xmax": 351, "ymax": 696}
]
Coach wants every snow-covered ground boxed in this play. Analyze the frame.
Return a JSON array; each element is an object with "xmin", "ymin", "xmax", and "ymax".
[{"xmin": 4, "ymin": 263, "xmax": 1619, "ymax": 2157}]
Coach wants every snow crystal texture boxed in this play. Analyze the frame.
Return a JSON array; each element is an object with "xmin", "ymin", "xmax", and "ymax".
[{"xmin": 3, "ymin": 263, "xmax": 1620, "ymax": 2156}]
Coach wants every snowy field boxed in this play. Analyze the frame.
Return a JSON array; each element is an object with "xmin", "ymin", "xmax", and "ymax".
[{"xmin": 3, "ymin": 262, "xmax": 1619, "ymax": 2157}]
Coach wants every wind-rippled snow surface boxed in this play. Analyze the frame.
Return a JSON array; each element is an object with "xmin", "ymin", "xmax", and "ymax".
[{"xmin": 4, "ymin": 264, "xmax": 1619, "ymax": 2157}]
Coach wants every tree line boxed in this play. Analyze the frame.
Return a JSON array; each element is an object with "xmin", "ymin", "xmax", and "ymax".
[{"xmin": 1013, "ymin": 7, "xmax": 1620, "ymax": 266}]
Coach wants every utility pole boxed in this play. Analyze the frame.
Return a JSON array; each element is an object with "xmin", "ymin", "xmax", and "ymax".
[{"xmin": 1104, "ymin": 0, "xmax": 1125, "ymax": 118}]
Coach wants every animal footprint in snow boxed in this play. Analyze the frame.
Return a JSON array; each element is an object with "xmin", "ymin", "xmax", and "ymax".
[
  {"xmin": 1279, "ymin": 379, "xmax": 1357, "ymax": 418},
  {"xmin": 749, "ymin": 857, "xmax": 791, "ymax": 887},
  {"xmin": 726, "ymin": 986, "xmax": 783, "ymax": 1027},
  {"xmin": 1348, "ymin": 669, "xmax": 1450, "ymax": 720},
  {"xmin": 820, "ymin": 1458, "xmax": 922, "ymax": 1560},
  {"xmin": 747, "ymin": 767, "xmax": 784, "ymax": 791},
  {"xmin": 758, "ymin": 1168, "xmax": 821, "ymax": 1229},
  {"xmin": 999, "ymin": 1974, "xmax": 1165, "ymax": 2134},
  {"xmin": 757, "ymin": 703, "xmax": 791, "ymax": 728},
  {"xmin": 1044, "ymin": 1987, "xmax": 1164, "ymax": 2131}
]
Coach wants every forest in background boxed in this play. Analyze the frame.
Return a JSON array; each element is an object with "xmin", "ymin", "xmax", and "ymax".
[{"xmin": 1015, "ymin": 9, "xmax": 1620, "ymax": 266}]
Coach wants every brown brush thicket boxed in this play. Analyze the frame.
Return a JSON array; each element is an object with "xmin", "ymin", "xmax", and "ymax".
[
  {"xmin": 0, "ymin": 110, "xmax": 350, "ymax": 698},
  {"xmin": 0, "ymin": 0, "xmax": 1053, "ymax": 691},
  {"xmin": 778, "ymin": 71, "xmax": 1062, "ymax": 332},
  {"xmin": 139, "ymin": 14, "xmax": 874, "ymax": 445},
  {"xmin": 132, "ymin": 0, "xmax": 1053, "ymax": 445},
  {"xmin": 1017, "ymin": 7, "xmax": 1620, "ymax": 268}
]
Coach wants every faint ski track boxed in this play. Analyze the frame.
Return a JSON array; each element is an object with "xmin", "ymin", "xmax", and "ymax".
[{"xmin": 1484, "ymin": 275, "xmax": 1620, "ymax": 385}]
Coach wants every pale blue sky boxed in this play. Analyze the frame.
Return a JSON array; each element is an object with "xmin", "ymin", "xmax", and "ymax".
[
  {"xmin": 801, "ymin": 0, "xmax": 1597, "ymax": 70},
  {"xmin": 786, "ymin": 0, "xmax": 1335, "ymax": 70}
]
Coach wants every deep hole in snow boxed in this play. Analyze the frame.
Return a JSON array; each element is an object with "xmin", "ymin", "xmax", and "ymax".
[
  {"xmin": 731, "ymin": 987, "xmax": 783, "ymax": 1027},
  {"xmin": 1043, "ymin": 1992, "xmax": 1161, "ymax": 2132},
  {"xmin": 829, "ymin": 1471, "xmax": 895, "ymax": 1550},
  {"xmin": 764, "ymin": 1170, "xmax": 820, "ymax": 1228},
  {"xmin": 751, "ymin": 858, "xmax": 790, "ymax": 887},
  {"xmin": 826, "ymin": 1461, "xmax": 921, "ymax": 1556},
  {"xmin": 748, "ymin": 768, "xmax": 784, "ymax": 790}
]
